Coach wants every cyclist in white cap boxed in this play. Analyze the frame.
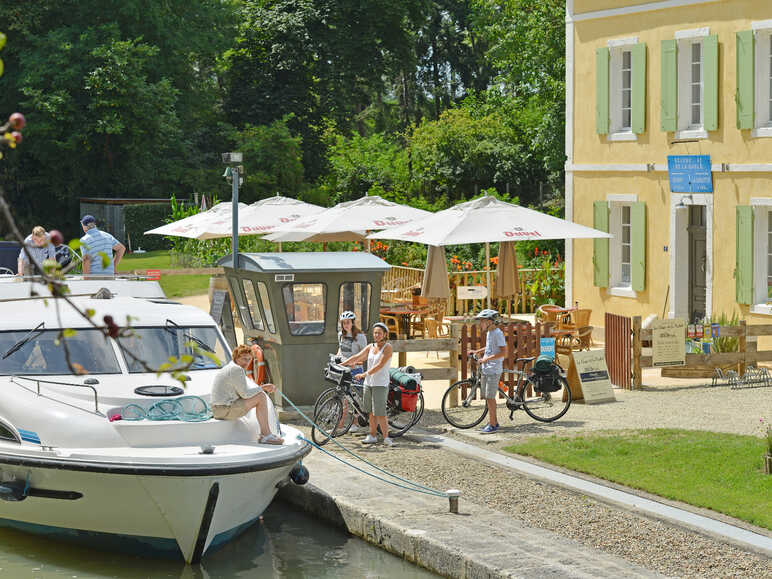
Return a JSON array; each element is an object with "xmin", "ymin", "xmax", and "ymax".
[{"xmin": 472, "ymin": 309, "xmax": 507, "ymax": 434}]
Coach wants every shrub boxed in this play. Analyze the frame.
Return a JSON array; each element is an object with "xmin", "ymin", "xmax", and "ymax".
[{"xmin": 124, "ymin": 203, "xmax": 172, "ymax": 252}]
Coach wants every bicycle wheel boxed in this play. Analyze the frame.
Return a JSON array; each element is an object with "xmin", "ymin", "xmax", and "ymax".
[
  {"xmin": 386, "ymin": 391, "xmax": 424, "ymax": 437},
  {"xmin": 315, "ymin": 388, "xmax": 355, "ymax": 437},
  {"xmin": 311, "ymin": 395, "xmax": 343, "ymax": 445},
  {"xmin": 441, "ymin": 379, "xmax": 488, "ymax": 429},
  {"xmin": 521, "ymin": 375, "xmax": 572, "ymax": 422}
]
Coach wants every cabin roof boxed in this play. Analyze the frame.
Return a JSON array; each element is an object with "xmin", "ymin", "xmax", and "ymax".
[{"xmin": 218, "ymin": 252, "xmax": 390, "ymax": 273}]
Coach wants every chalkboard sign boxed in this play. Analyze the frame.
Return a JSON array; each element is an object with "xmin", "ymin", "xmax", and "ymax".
[{"xmin": 210, "ymin": 290, "xmax": 237, "ymax": 349}]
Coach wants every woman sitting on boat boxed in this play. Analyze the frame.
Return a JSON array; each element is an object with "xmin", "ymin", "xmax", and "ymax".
[{"xmin": 211, "ymin": 345, "xmax": 283, "ymax": 445}]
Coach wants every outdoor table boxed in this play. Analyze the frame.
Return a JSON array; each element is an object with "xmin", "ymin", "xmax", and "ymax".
[{"xmin": 380, "ymin": 304, "xmax": 430, "ymax": 338}]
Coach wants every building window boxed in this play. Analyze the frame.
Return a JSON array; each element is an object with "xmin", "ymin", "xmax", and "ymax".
[
  {"xmin": 755, "ymin": 30, "xmax": 772, "ymax": 130},
  {"xmin": 767, "ymin": 211, "xmax": 772, "ymax": 299},
  {"xmin": 609, "ymin": 202, "xmax": 633, "ymax": 290},
  {"xmin": 621, "ymin": 50, "xmax": 632, "ymax": 130},
  {"xmin": 750, "ymin": 203, "xmax": 772, "ymax": 311},
  {"xmin": 679, "ymin": 39, "xmax": 703, "ymax": 131}
]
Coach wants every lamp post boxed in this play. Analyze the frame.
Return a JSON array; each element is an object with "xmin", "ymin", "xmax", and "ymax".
[{"xmin": 222, "ymin": 152, "xmax": 243, "ymax": 267}]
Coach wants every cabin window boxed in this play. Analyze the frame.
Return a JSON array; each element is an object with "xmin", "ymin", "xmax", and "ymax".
[
  {"xmin": 0, "ymin": 420, "xmax": 19, "ymax": 443},
  {"xmin": 242, "ymin": 280, "xmax": 264, "ymax": 331},
  {"xmin": 0, "ymin": 329, "xmax": 122, "ymax": 376},
  {"xmin": 122, "ymin": 326, "xmax": 229, "ymax": 373},
  {"xmin": 339, "ymin": 282, "xmax": 371, "ymax": 331},
  {"xmin": 282, "ymin": 284, "xmax": 326, "ymax": 336},
  {"xmin": 228, "ymin": 277, "xmax": 253, "ymax": 330},
  {"xmin": 257, "ymin": 282, "xmax": 276, "ymax": 334}
]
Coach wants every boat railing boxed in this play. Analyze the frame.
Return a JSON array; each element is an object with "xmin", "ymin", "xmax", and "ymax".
[{"xmin": 10, "ymin": 375, "xmax": 103, "ymax": 416}]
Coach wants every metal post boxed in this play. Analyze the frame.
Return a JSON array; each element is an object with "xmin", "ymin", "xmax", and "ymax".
[
  {"xmin": 232, "ymin": 168, "xmax": 239, "ymax": 268},
  {"xmin": 485, "ymin": 242, "xmax": 491, "ymax": 308},
  {"xmin": 446, "ymin": 489, "xmax": 461, "ymax": 513}
]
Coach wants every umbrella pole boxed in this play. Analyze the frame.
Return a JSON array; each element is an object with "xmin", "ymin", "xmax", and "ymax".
[
  {"xmin": 485, "ymin": 242, "xmax": 491, "ymax": 309},
  {"xmin": 278, "ymin": 242, "xmax": 283, "ymax": 253}
]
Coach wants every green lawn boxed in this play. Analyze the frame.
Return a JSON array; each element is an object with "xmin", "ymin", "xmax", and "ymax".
[
  {"xmin": 160, "ymin": 274, "xmax": 211, "ymax": 298},
  {"xmin": 117, "ymin": 250, "xmax": 172, "ymax": 271},
  {"xmin": 504, "ymin": 429, "xmax": 772, "ymax": 529}
]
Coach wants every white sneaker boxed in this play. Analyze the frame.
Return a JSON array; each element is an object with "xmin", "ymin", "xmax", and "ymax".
[
  {"xmin": 348, "ymin": 424, "xmax": 360, "ymax": 433},
  {"xmin": 383, "ymin": 437, "xmax": 394, "ymax": 447},
  {"xmin": 362, "ymin": 434, "xmax": 378, "ymax": 444}
]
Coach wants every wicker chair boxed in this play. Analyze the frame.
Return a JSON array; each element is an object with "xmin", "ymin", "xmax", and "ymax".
[{"xmin": 379, "ymin": 314, "xmax": 400, "ymax": 339}]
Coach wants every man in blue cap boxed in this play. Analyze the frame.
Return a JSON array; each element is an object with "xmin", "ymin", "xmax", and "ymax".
[{"xmin": 79, "ymin": 215, "xmax": 125, "ymax": 276}]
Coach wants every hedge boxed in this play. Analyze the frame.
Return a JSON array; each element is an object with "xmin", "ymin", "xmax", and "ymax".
[{"xmin": 124, "ymin": 203, "xmax": 172, "ymax": 252}]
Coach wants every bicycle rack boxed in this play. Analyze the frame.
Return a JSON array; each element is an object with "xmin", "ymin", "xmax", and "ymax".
[{"xmin": 712, "ymin": 366, "xmax": 772, "ymax": 389}]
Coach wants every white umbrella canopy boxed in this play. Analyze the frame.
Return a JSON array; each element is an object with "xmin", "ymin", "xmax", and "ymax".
[
  {"xmin": 267, "ymin": 195, "xmax": 432, "ymax": 242},
  {"xmin": 144, "ymin": 201, "xmax": 248, "ymax": 240},
  {"xmin": 208, "ymin": 195, "xmax": 324, "ymax": 237},
  {"xmin": 263, "ymin": 230, "xmax": 368, "ymax": 243},
  {"xmin": 368, "ymin": 195, "xmax": 610, "ymax": 245}
]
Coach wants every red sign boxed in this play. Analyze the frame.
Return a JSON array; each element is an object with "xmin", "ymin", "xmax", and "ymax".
[{"xmin": 146, "ymin": 269, "xmax": 161, "ymax": 281}]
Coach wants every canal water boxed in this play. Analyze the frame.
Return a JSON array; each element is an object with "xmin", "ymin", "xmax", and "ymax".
[{"xmin": 0, "ymin": 501, "xmax": 437, "ymax": 578}]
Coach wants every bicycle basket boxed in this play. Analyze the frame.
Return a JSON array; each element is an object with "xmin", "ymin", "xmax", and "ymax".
[{"xmin": 324, "ymin": 363, "xmax": 352, "ymax": 387}]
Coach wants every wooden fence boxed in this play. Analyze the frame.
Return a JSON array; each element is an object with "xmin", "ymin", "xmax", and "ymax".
[
  {"xmin": 630, "ymin": 317, "xmax": 772, "ymax": 388},
  {"xmin": 382, "ymin": 265, "xmax": 544, "ymax": 315},
  {"xmin": 605, "ymin": 312, "xmax": 632, "ymax": 389}
]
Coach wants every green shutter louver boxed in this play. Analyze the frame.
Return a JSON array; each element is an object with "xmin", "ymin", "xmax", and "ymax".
[
  {"xmin": 661, "ymin": 39, "xmax": 677, "ymax": 132},
  {"xmin": 596, "ymin": 47, "xmax": 610, "ymax": 135},
  {"xmin": 736, "ymin": 206, "xmax": 753, "ymax": 305},
  {"xmin": 736, "ymin": 30, "xmax": 755, "ymax": 130},
  {"xmin": 703, "ymin": 34, "xmax": 718, "ymax": 131},
  {"xmin": 631, "ymin": 43, "xmax": 646, "ymax": 134},
  {"xmin": 593, "ymin": 201, "xmax": 609, "ymax": 288},
  {"xmin": 631, "ymin": 202, "xmax": 646, "ymax": 292}
]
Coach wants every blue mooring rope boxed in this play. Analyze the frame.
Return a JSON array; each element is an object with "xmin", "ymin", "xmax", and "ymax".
[{"xmin": 278, "ymin": 390, "xmax": 449, "ymax": 498}]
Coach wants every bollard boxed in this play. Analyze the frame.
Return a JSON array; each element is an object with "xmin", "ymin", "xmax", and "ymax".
[{"xmin": 446, "ymin": 489, "xmax": 461, "ymax": 514}]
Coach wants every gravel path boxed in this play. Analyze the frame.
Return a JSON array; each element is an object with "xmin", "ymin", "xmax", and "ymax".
[{"xmin": 292, "ymin": 380, "xmax": 772, "ymax": 578}]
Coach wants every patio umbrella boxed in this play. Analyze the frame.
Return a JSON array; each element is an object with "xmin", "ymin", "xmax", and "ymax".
[
  {"xmin": 144, "ymin": 201, "xmax": 247, "ymax": 240},
  {"xmin": 263, "ymin": 230, "xmax": 367, "ymax": 243},
  {"xmin": 265, "ymin": 195, "xmax": 431, "ymax": 242},
  {"xmin": 209, "ymin": 194, "xmax": 324, "ymax": 237},
  {"xmin": 494, "ymin": 241, "xmax": 520, "ymax": 299},
  {"xmin": 421, "ymin": 245, "xmax": 450, "ymax": 299},
  {"xmin": 370, "ymin": 195, "xmax": 610, "ymax": 305}
]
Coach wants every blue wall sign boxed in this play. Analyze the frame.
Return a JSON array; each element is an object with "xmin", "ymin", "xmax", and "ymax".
[{"xmin": 667, "ymin": 155, "xmax": 713, "ymax": 193}]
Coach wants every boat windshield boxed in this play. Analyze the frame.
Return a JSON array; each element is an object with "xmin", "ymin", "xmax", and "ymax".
[
  {"xmin": 0, "ymin": 329, "xmax": 121, "ymax": 376},
  {"xmin": 120, "ymin": 326, "xmax": 230, "ymax": 373}
]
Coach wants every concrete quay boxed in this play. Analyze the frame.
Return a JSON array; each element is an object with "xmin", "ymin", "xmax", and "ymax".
[{"xmin": 278, "ymin": 449, "xmax": 663, "ymax": 579}]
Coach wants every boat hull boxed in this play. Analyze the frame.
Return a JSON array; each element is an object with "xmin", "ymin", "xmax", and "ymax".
[{"xmin": 0, "ymin": 443, "xmax": 310, "ymax": 562}]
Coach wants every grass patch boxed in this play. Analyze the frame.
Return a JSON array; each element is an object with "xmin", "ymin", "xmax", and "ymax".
[
  {"xmin": 504, "ymin": 429, "xmax": 772, "ymax": 529},
  {"xmin": 160, "ymin": 275, "xmax": 210, "ymax": 298},
  {"xmin": 117, "ymin": 251, "xmax": 172, "ymax": 271}
]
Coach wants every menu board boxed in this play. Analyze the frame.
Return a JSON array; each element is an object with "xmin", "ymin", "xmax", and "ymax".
[
  {"xmin": 652, "ymin": 318, "xmax": 686, "ymax": 367},
  {"xmin": 572, "ymin": 350, "xmax": 615, "ymax": 404}
]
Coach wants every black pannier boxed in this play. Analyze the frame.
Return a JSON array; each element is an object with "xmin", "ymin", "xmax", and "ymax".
[{"xmin": 530, "ymin": 354, "xmax": 562, "ymax": 393}]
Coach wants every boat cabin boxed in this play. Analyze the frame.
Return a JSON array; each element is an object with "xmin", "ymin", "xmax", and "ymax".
[{"xmin": 218, "ymin": 252, "xmax": 390, "ymax": 406}]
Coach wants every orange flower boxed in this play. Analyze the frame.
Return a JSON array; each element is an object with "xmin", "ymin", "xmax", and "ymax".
[{"xmin": 401, "ymin": 262, "xmax": 409, "ymax": 266}]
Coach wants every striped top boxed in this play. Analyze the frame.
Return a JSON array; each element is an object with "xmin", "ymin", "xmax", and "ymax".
[
  {"xmin": 18, "ymin": 234, "xmax": 56, "ymax": 270},
  {"xmin": 80, "ymin": 227, "xmax": 119, "ymax": 275}
]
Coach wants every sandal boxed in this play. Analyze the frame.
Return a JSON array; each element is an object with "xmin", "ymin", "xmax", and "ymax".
[{"xmin": 259, "ymin": 433, "xmax": 284, "ymax": 445}]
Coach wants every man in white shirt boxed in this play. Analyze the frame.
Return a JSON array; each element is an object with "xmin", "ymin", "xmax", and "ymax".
[{"xmin": 211, "ymin": 345, "xmax": 283, "ymax": 444}]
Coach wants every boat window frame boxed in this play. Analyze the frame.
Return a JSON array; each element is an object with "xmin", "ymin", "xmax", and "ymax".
[
  {"xmin": 118, "ymin": 325, "xmax": 231, "ymax": 374},
  {"xmin": 281, "ymin": 282, "xmax": 328, "ymax": 336},
  {"xmin": 0, "ymin": 419, "xmax": 20, "ymax": 444}
]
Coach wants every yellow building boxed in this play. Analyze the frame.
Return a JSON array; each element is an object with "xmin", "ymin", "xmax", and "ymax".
[{"xmin": 567, "ymin": 0, "xmax": 772, "ymax": 331}]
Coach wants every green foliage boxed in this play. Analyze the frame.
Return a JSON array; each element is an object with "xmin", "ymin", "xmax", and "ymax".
[
  {"xmin": 704, "ymin": 311, "xmax": 741, "ymax": 353},
  {"xmin": 124, "ymin": 204, "xmax": 171, "ymax": 252},
  {"xmin": 505, "ymin": 429, "xmax": 772, "ymax": 529},
  {"xmin": 232, "ymin": 117, "xmax": 305, "ymax": 202}
]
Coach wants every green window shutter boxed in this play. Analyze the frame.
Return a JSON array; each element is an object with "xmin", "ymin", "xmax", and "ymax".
[
  {"xmin": 736, "ymin": 30, "xmax": 755, "ymax": 129},
  {"xmin": 703, "ymin": 34, "xmax": 718, "ymax": 131},
  {"xmin": 632, "ymin": 43, "xmax": 646, "ymax": 134},
  {"xmin": 593, "ymin": 201, "xmax": 609, "ymax": 288},
  {"xmin": 661, "ymin": 39, "xmax": 677, "ymax": 132},
  {"xmin": 736, "ymin": 206, "xmax": 753, "ymax": 305},
  {"xmin": 631, "ymin": 202, "xmax": 646, "ymax": 292},
  {"xmin": 596, "ymin": 47, "xmax": 610, "ymax": 135}
]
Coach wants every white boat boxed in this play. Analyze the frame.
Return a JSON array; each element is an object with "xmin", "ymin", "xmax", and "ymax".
[{"xmin": 0, "ymin": 283, "xmax": 311, "ymax": 563}]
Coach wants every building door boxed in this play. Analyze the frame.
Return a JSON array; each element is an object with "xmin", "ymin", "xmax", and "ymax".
[{"xmin": 687, "ymin": 205, "xmax": 707, "ymax": 322}]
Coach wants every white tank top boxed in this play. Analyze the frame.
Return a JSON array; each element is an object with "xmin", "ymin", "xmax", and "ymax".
[{"xmin": 364, "ymin": 342, "xmax": 391, "ymax": 387}]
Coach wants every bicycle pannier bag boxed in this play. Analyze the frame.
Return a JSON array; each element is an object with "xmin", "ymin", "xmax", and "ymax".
[
  {"xmin": 399, "ymin": 388, "xmax": 418, "ymax": 412},
  {"xmin": 531, "ymin": 354, "xmax": 561, "ymax": 393}
]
